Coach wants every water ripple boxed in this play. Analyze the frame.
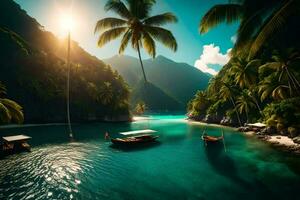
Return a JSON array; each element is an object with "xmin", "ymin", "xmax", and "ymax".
[{"xmin": 0, "ymin": 141, "xmax": 108, "ymax": 200}]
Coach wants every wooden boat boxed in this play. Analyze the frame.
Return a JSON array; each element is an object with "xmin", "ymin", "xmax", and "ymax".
[
  {"xmin": 111, "ymin": 134, "xmax": 159, "ymax": 146},
  {"xmin": 1, "ymin": 135, "xmax": 31, "ymax": 157},
  {"xmin": 201, "ymin": 135, "xmax": 223, "ymax": 143},
  {"xmin": 201, "ymin": 128, "xmax": 227, "ymax": 152},
  {"xmin": 111, "ymin": 129, "xmax": 158, "ymax": 146}
]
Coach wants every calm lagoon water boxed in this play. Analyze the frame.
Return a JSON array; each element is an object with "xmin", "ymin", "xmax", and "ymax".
[{"xmin": 0, "ymin": 115, "xmax": 300, "ymax": 200}]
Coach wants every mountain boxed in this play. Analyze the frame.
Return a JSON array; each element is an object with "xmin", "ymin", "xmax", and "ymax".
[
  {"xmin": 0, "ymin": 0, "xmax": 130, "ymax": 123},
  {"xmin": 132, "ymin": 82, "xmax": 184, "ymax": 111},
  {"xmin": 104, "ymin": 55, "xmax": 211, "ymax": 105}
]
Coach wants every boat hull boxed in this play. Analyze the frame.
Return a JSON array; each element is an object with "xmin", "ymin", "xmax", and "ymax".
[
  {"xmin": 202, "ymin": 136, "xmax": 223, "ymax": 144},
  {"xmin": 111, "ymin": 136, "xmax": 159, "ymax": 146}
]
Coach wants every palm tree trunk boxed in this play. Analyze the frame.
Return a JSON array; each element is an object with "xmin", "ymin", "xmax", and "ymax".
[
  {"xmin": 286, "ymin": 67, "xmax": 298, "ymax": 92},
  {"xmin": 252, "ymin": 95, "xmax": 263, "ymax": 117},
  {"xmin": 230, "ymin": 96, "xmax": 242, "ymax": 127},
  {"xmin": 67, "ymin": 31, "xmax": 73, "ymax": 138},
  {"xmin": 286, "ymin": 68, "xmax": 300, "ymax": 94},
  {"xmin": 245, "ymin": 110, "xmax": 249, "ymax": 124},
  {"xmin": 137, "ymin": 42, "xmax": 148, "ymax": 83}
]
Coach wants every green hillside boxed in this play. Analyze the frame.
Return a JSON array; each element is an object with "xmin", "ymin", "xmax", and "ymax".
[
  {"xmin": 132, "ymin": 82, "xmax": 184, "ymax": 111},
  {"xmin": 0, "ymin": 0, "xmax": 130, "ymax": 123},
  {"xmin": 104, "ymin": 55, "xmax": 211, "ymax": 105}
]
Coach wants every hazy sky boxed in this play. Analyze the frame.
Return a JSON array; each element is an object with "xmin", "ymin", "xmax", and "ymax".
[{"xmin": 14, "ymin": 0, "xmax": 238, "ymax": 75}]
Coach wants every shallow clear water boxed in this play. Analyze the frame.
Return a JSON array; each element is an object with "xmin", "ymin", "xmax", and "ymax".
[{"xmin": 0, "ymin": 115, "xmax": 300, "ymax": 200}]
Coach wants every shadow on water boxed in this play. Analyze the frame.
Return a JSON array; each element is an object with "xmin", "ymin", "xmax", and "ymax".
[
  {"xmin": 204, "ymin": 143, "xmax": 279, "ymax": 200},
  {"xmin": 110, "ymin": 141, "xmax": 161, "ymax": 152}
]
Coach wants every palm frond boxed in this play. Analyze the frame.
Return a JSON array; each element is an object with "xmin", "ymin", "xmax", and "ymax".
[
  {"xmin": 246, "ymin": 59, "xmax": 261, "ymax": 68},
  {"xmin": 97, "ymin": 27, "xmax": 127, "ymax": 47},
  {"xmin": 105, "ymin": 0, "xmax": 132, "ymax": 19},
  {"xmin": 0, "ymin": 82, "xmax": 7, "ymax": 97},
  {"xmin": 131, "ymin": 30, "xmax": 142, "ymax": 50},
  {"xmin": 249, "ymin": 0, "xmax": 298, "ymax": 58},
  {"xmin": 0, "ymin": 101, "xmax": 11, "ymax": 123},
  {"xmin": 0, "ymin": 99, "xmax": 24, "ymax": 124},
  {"xmin": 259, "ymin": 62, "xmax": 281, "ymax": 74},
  {"xmin": 145, "ymin": 26, "xmax": 177, "ymax": 51},
  {"xmin": 119, "ymin": 30, "xmax": 132, "ymax": 54},
  {"xmin": 143, "ymin": 12, "xmax": 177, "ymax": 26},
  {"xmin": 234, "ymin": 9, "xmax": 264, "ymax": 51},
  {"xmin": 94, "ymin": 18, "xmax": 127, "ymax": 33},
  {"xmin": 127, "ymin": 0, "xmax": 156, "ymax": 19},
  {"xmin": 142, "ymin": 32, "xmax": 156, "ymax": 58},
  {"xmin": 199, "ymin": 4, "xmax": 242, "ymax": 34}
]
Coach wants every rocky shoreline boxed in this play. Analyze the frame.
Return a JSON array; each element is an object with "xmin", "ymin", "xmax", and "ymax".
[
  {"xmin": 243, "ymin": 131, "xmax": 300, "ymax": 155},
  {"xmin": 188, "ymin": 118, "xmax": 300, "ymax": 155}
]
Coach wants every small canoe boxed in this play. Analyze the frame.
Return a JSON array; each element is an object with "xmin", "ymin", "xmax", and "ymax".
[
  {"xmin": 202, "ymin": 135, "xmax": 223, "ymax": 143},
  {"xmin": 111, "ymin": 134, "xmax": 159, "ymax": 146}
]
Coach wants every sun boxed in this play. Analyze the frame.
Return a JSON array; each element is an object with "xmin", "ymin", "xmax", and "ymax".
[{"xmin": 60, "ymin": 13, "xmax": 75, "ymax": 33}]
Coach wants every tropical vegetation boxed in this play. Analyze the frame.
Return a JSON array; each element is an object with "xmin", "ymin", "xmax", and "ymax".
[
  {"xmin": 188, "ymin": 0, "xmax": 300, "ymax": 137},
  {"xmin": 94, "ymin": 0, "xmax": 178, "ymax": 82},
  {"xmin": 0, "ymin": 82, "xmax": 24, "ymax": 124},
  {"xmin": 0, "ymin": 0, "xmax": 131, "ymax": 123},
  {"xmin": 134, "ymin": 101, "xmax": 146, "ymax": 115}
]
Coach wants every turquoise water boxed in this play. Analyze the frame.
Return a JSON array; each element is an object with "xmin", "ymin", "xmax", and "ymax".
[{"xmin": 0, "ymin": 115, "xmax": 300, "ymax": 200}]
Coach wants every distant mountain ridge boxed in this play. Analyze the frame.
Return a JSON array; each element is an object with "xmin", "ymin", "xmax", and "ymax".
[
  {"xmin": 104, "ymin": 55, "xmax": 212, "ymax": 105},
  {"xmin": 132, "ymin": 82, "xmax": 184, "ymax": 111}
]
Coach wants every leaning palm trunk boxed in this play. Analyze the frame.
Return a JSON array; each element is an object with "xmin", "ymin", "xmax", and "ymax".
[
  {"xmin": 137, "ymin": 42, "xmax": 148, "ymax": 83},
  {"xmin": 251, "ymin": 95, "xmax": 263, "ymax": 117},
  {"xmin": 285, "ymin": 67, "xmax": 300, "ymax": 95},
  {"xmin": 245, "ymin": 110, "xmax": 249, "ymax": 124},
  {"xmin": 230, "ymin": 96, "xmax": 242, "ymax": 127},
  {"xmin": 67, "ymin": 32, "xmax": 73, "ymax": 138}
]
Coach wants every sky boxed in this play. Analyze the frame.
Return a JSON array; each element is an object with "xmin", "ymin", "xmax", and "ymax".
[{"xmin": 14, "ymin": 0, "xmax": 238, "ymax": 75}]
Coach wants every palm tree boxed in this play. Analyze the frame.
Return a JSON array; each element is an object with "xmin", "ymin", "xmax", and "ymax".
[
  {"xmin": 230, "ymin": 57, "xmax": 263, "ymax": 114},
  {"xmin": 207, "ymin": 76, "xmax": 223, "ymax": 97},
  {"xmin": 0, "ymin": 82, "xmax": 24, "ymax": 124},
  {"xmin": 259, "ymin": 48, "xmax": 300, "ymax": 97},
  {"xmin": 236, "ymin": 90, "xmax": 256, "ymax": 123},
  {"xmin": 199, "ymin": 0, "xmax": 300, "ymax": 57},
  {"xmin": 258, "ymin": 73, "xmax": 289, "ymax": 101},
  {"xmin": 98, "ymin": 82, "xmax": 114, "ymax": 105},
  {"xmin": 94, "ymin": 0, "xmax": 178, "ymax": 82},
  {"xmin": 219, "ymin": 82, "xmax": 242, "ymax": 126},
  {"xmin": 192, "ymin": 91, "xmax": 209, "ymax": 111},
  {"xmin": 230, "ymin": 57, "xmax": 260, "ymax": 88},
  {"xmin": 135, "ymin": 101, "xmax": 146, "ymax": 115}
]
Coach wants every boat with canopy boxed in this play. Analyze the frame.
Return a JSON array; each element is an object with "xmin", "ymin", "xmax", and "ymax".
[
  {"xmin": 111, "ymin": 129, "xmax": 159, "ymax": 146},
  {"xmin": 1, "ymin": 135, "xmax": 31, "ymax": 157}
]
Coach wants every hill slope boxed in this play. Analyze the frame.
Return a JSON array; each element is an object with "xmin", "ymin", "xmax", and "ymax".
[
  {"xmin": 132, "ymin": 82, "xmax": 184, "ymax": 111},
  {"xmin": 0, "ymin": 0, "xmax": 130, "ymax": 123},
  {"xmin": 104, "ymin": 55, "xmax": 211, "ymax": 105}
]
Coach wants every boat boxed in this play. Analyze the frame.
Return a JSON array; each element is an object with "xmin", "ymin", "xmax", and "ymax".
[
  {"xmin": 1, "ymin": 135, "xmax": 31, "ymax": 157},
  {"xmin": 201, "ymin": 135, "xmax": 223, "ymax": 143},
  {"xmin": 201, "ymin": 128, "xmax": 227, "ymax": 152},
  {"xmin": 111, "ymin": 129, "xmax": 159, "ymax": 146}
]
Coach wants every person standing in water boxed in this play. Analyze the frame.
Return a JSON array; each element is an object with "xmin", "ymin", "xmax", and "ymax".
[{"xmin": 105, "ymin": 132, "xmax": 110, "ymax": 140}]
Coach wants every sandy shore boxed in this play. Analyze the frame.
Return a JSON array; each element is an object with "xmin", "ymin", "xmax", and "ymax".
[
  {"xmin": 267, "ymin": 135, "xmax": 296, "ymax": 146},
  {"xmin": 264, "ymin": 136, "xmax": 300, "ymax": 153},
  {"xmin": 241, "ymin": 132, "xmax": 300, "ymax": 154},
  {"xmin": 187, "ymin": 119, "xmax": 300, "ymax": 155}
]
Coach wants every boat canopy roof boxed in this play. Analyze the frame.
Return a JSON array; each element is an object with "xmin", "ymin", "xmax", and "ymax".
[
  {"xmin": 120, "ymin": 129, "xmax": 157, "ymax": 136},
  {"xmin": 247, "ymin": 123, "xmax": 266, "ymax": 128},
  {"xmin": 2, "ymin": 135, "xmax": 31, "ymax": 142}
]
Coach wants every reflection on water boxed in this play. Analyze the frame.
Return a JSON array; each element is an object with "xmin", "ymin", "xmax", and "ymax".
[{"xmin": 0, "ymin": 115, "xmax": 300, "ymax": 200}]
